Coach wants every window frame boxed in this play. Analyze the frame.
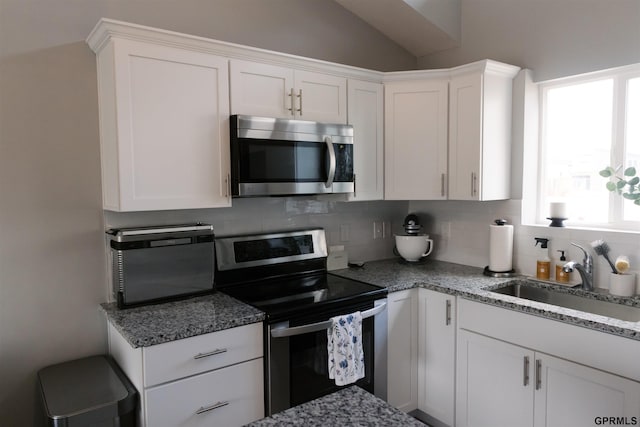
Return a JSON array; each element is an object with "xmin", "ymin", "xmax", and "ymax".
[{"xmin": 536, "ymin": 63, "xmax": 640, "ymax": 231}]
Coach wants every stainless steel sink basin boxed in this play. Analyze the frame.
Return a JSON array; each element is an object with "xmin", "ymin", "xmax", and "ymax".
[{"xmin": 489, "ymin": 281, "xmax": 640, "ymax": 322}]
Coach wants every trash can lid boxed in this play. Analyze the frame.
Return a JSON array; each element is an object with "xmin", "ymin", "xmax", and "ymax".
[{"xmin": 38, "ymin": 355, "xmax": 131, "ymax": 419}]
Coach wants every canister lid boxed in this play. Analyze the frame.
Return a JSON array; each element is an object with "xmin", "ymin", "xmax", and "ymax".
[{"xmin": 106, "ymin": 223, "xmax": 214, "ymax": 242}]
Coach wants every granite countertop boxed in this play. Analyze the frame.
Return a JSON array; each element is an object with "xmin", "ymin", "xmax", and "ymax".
[
  {"xmin": 100, "ymin": 292, "xmax": 264, "ymax": 348},
  {"xmin": 246, "ymin": 386, "xmax": 424, "ymax": 427},
  {"xmin": 330, "ymin": 258, "xmax": 640, "ymax": 341},
  {"xmin": 101, "ymin": 258, "xmax": 640, "ymax": 348}
]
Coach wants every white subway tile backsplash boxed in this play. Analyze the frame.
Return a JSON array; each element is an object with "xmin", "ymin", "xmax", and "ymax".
[
  {"xmin": 104, "ymin": 198, "xmax": 408, "ymax": 263},
  {"xmin": 104, "ymin": 196, "xmax": 638, "ymax": 292}
]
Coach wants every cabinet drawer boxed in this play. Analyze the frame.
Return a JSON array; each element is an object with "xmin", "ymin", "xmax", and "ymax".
[
  {"xmin": 143, "ymin": 322, "xmax": 262, "ymax": 387},
  {"xmin": 145, "ymin": 358, "xmax": 264, "ymax": 427}
]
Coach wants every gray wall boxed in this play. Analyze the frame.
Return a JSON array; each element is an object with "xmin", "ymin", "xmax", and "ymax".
[
  {"xmin": 0, "ymin": 1, "xmax": 414, "ymax": 424},
  {"xmin": 418, "ymin": 0, "xmax": 640, "ymax": 81}
]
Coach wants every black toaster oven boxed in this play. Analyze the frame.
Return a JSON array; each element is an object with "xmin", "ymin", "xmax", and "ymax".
[{"xmin": 106, "ymin": 224, "xmax": 214, "ymax": 308}]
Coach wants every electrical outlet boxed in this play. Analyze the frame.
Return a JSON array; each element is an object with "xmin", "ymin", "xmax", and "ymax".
[
  {"xmin": 373, "ymin": 221, "xmax": 383, "ymax": 239},
  {"xmin": 382, "ymin": 221, "xmax": 391, "ymax": 238},
  {"xmin": 340, "ymin": 224, "xmax": 350, "ymax": 242}
]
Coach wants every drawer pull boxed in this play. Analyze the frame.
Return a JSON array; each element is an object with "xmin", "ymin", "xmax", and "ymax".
[
  {"xmin": 193, "ymin": 348, "xmax": 227, "ymax": 359},
  {"xmin": 196, "ymin": 401, "xmax": 229, "ymax": 415}
]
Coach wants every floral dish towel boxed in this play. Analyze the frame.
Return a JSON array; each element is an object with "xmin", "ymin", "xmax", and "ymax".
[{"xmin": 327, "ymin": 311, "xmax": 364, "ymax": 386}]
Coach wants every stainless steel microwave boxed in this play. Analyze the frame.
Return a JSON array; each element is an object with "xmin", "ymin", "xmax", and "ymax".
[{"xmin": 230, "ymin": 115, "xmax": 354, "ymax": 197}]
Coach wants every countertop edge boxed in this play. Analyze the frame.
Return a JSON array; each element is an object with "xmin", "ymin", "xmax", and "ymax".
[{"xmin": 330, "ymin": 259, "xmax": 640, "ymax": 342}]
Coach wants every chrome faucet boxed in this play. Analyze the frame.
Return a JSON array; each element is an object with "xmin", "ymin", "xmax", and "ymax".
[{"xmin": 563, "ymin": 243, "xmax": 594, "ymax": 291}]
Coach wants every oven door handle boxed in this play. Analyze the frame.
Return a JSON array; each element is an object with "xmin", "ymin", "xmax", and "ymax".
[{"xmin": 270, "ymin": 302, "xmax": 386, "ymax": 338}]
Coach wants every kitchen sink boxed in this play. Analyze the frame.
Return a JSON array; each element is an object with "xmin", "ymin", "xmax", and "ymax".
[{"xmin": 488, "ymin": 281, "xmax": 640, "ymax": 322}]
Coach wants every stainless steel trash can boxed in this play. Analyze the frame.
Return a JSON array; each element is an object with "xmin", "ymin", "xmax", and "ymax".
[{"xmin": 37, "ymin": 355, "xmax": 137, "ymax": 426}]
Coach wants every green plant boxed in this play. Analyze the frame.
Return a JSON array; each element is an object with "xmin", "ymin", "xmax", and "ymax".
[{"xmin": 599, "ymin": 166, "xmax": 640, "ymax": 205}]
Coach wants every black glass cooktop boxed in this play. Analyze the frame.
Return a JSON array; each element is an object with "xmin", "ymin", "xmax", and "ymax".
[{"xmin": 221, "ymin": 273, "xmax": 386, "ymax": 322}]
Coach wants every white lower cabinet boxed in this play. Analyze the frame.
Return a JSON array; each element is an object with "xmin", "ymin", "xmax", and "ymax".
[
  {"xmin": 108, "ymin": 322, "xmax": 264, "ymax": 427},
  {"xmin": 387, "ymin": 287, "xmax": 457, "ymax": 425},
  {"xmin": 457, "ymin": 301, "xmax": 640, "ymax": 427},
  {"xmin": 387, "ymin": 289, "xmax": 419, "ymax": 412},
  {"xmin": 417, "ymin": 289, "xmax": 456, "ymax": 427},
  {"xmin": 456, "ymin": 330, "xmax": 535, "ymax": 427},
  {"xmin": 145, "ymin": 358, "xmax": 263, "ymax": 427},
  {"xmin": 534, "ymin": 353, "xmax": 640, "ymax": 427}
]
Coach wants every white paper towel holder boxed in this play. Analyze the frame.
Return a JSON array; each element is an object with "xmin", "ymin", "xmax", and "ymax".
[
  {"xmin": 484, "ymin": 219, "xmax": 517, "ymax": 277},
  {"xmin": 483, "ymin": 266, "xmax": 516, "ymax": 277}
]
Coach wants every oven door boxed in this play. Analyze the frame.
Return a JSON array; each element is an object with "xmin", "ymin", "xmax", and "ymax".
[{"xmin": 266, "ymin": 299, "xmax": 386, "ymax": 415}]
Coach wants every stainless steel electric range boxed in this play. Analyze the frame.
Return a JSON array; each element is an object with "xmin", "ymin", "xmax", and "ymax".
[{"xmin": 215, "ymin": 228, "xmax": 388, "ymax": 416}]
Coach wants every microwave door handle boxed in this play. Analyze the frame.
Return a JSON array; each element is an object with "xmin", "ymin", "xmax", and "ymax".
[
  {"xmin": 270, "ymin": 302, "xmax": 387, "ymax": 338},
  {"xmin": 324, "ymin": 136, "xmax": 336, "ymax": 188}
]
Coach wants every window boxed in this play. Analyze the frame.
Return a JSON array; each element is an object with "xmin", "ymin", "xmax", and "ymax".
[{"xmin": 538, "ymin": 64, "xmax": 640, "ymax": 230}]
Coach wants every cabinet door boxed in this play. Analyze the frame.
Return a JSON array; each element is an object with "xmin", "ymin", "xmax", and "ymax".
[
  {"xmin": 105, "ymin": 39, "xmax": 230, "ymax": 211},
  {"xmin": 229, "ymin": 59, "xmax": 294, "ymax": 119},
  {"xmin": 145, "ymin": 358, "xmax": 264, "ymax": 427},
  {"xmin": 295, "ymin": 70, "xmax": 347, "ymax": 123},
  {"xmin": 384, "ymin": 80, "xmax": 448, "ymax": 200},
  {"xmin": 448, "ymin": 72, "xmax": 483, "ymax": 201},
  {"xmin": 387, "ymin": 289, "xmax": 419, "ymax": 412},
  {"xmin": 534, "ymin": 353, "xmax": 640, "ymax": 427},
  {"xmin": 418, "ymin": 289, "xmax": 456, "ymax": 426},
  {"xmin": 457, "ymin": 330, "xmax": 535, "ymax": 427},
  {"xmin": 347, "ymin": 79, "xmax": 384, "ymax": 201}
]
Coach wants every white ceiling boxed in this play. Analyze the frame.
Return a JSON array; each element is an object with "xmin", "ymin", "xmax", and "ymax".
[{"xmin": 334, "ymin": 0, "xmax": 461, "ymax": 57}]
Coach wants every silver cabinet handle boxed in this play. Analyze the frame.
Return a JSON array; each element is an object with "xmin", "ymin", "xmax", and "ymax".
[
  {"xmin": 288, "ymin": 88, "xmax": 295, "ymax": 115},
  {"xmin": 196, "ymin": 401, "xmax": 229, "ymax": 415},
  {"xmin": 225, "ymin": 173, "xmax": 231, "ymax": 198},
  {"xmin": 535, "ymin": 359, "xmax": 542, "ymax": 390},
  {"xmin": 193, "ymin": 348, "xmax": 227, "ymax": 359},
  {"xmin": 271, "ymin": 302, "xmax": 387, "ymax": 338},
  {"xmin": 523, "ymin": 356, "xmax": 530, "ymax": 386},
  {"xmin": 445, "ymin": 299, "xmax": 452, "ymax": 325},
  {"xmin": 471, "ymin": 172, "xmax": 478, "ymax": 197},
  {"xmin": 297, "ymin": 89, "xmax": 303, "ymax": 116},
  {"xmin": 324, "ymin": 136, "xmax": 336, "ymax": 188},
  {"xmin": 470, "ymin": 172, "xmax": 474, "ymax": 197},
  {"xmin": 441, "ymin": 173, "xmax": 446, "ymax": 197}
]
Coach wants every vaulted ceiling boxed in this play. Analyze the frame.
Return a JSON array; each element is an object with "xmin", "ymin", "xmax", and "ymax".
[{"xmin": 334, "ymin": 0, "xmax": 461, "ymax": 57}]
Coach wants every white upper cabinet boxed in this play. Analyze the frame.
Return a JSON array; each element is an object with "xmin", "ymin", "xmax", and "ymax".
[
  {"xmin": 384, "ymin": 79, "xmax": 448, "ymax": 200},
  {"xmin": 383, "ymin": 60, "xmax": 519, "ymax": 201},
  {"xmin": 448, "ymin": 62, "xmax": 519, "ymax": 200},
  {"xmin": 347, "ymin": 79, "xmax": 384, "ymax": 201},
  {"xmin": 229, "ymin": 60, "xmax": 293, "ymax": 119},
  {"xmin": 88, "ymin": 34, "xmax": 231, "ymax": 211},
  {"xmin": 230, "ymin": 59, "xmax": 347, "ymax": 123}
]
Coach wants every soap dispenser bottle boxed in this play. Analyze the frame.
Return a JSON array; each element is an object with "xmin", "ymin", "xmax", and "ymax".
[
  {"xmin": 534, "ymin": 238, "xmax": 551, "ymax": 280},
  {"xmin": 556, "ymin": 250, "xmax": 570, "ymax": 283}
]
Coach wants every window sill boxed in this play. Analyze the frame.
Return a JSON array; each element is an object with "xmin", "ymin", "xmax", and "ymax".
[{"xmin": 522, "ymin": 221, "xmax": 640, "ymax": 236}]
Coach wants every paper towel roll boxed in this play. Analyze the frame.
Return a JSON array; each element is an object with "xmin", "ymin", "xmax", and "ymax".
[{"xmin": 489, "ymin": 223, "xmax": 514, "ymax": 272}]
